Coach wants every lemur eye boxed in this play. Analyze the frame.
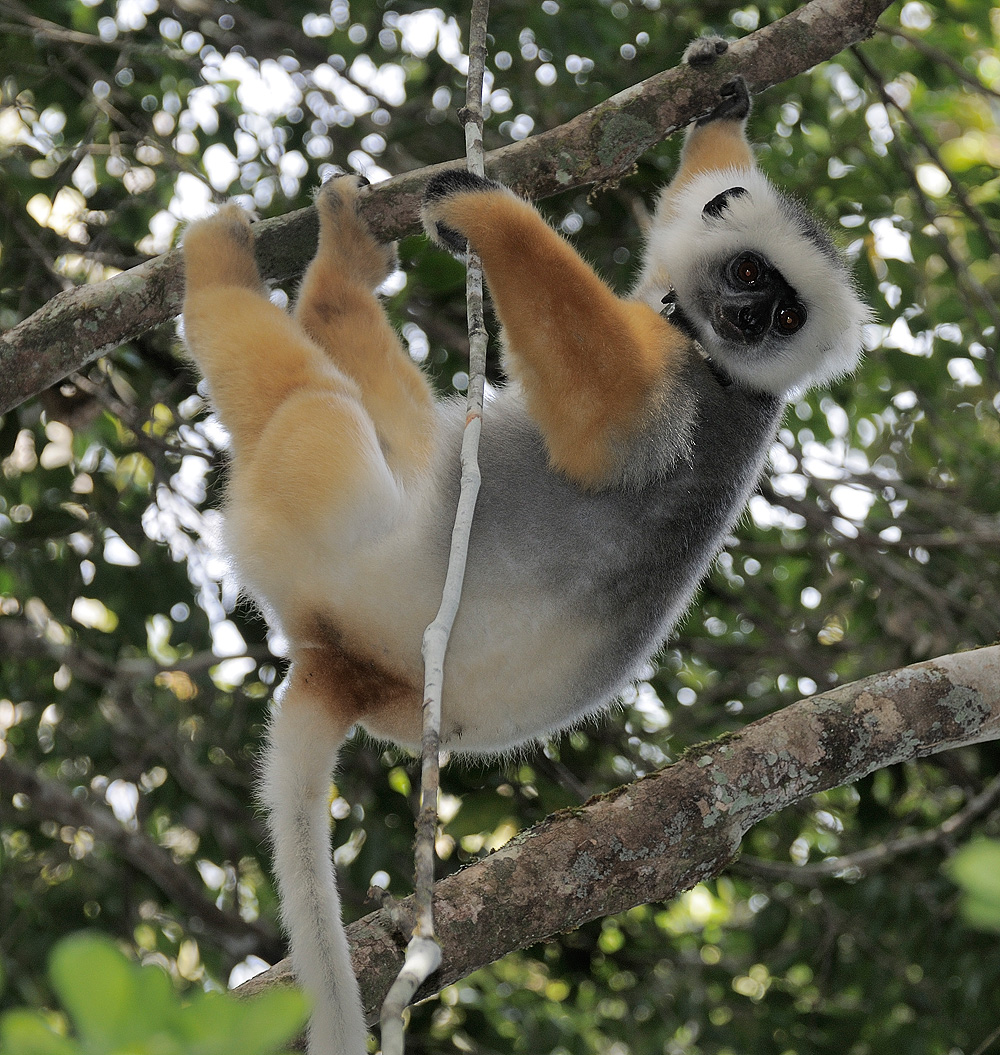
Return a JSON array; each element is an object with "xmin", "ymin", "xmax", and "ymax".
[
  {"xmin": 775, "ymin": 304, "xmax": 805, "ymax": 334},
  {"xmin": 733, "ymin": 254, "xmax": 762, "ymax": 285}
]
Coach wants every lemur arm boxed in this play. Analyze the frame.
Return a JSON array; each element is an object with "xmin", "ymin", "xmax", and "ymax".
[
  {"xmin": 656, "ymin": 75, "xmax": 756, "ymax": 217},
  {"xmin": 420, "ymin": 73, "xmax": 758, "ymax": 490},
  {"xmin": 422, "ymin": 175, "xmax": 688, "ymax": 488}
]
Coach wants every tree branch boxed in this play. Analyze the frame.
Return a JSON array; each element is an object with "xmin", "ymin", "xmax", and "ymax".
[
  {"xmin": 0, "ymin": 0, "xmax": 892, "ymax": 417},
  {"xmin": 736, "ymin": 770, "xmax": 1000, "ymax": 882},
  {"xmin": 237, "ymin": 644, "xmax": 1000, "ymax": 1019},
  {"xmin": 0, "ymin": 750, "xmax": 282, "ymax": 961}
]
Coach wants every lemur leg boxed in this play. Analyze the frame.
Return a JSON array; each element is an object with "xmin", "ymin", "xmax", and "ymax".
[
  {"xmin": 422, "ymin": 175, "xmax": 686, "ymax": 488},
  {"xmin": 657, "ymin": 77, "xmax": 756, "ymax": 218},
  {"xmin": 182, "ymin": 203, "xmax": 407, "ymax": 601},
  {"xmin": 182, "ymin": 204, "xmax": 368, "ymax": 461},
  {"xmin": 294, "ymin": 177, "xmax": 435, "ymax": 481},
  {"xmin": 630, "ymin": 74, "xmax": 756, "ymax": 310},
  {"xmin": 260, "ymin": 676, "xmax": 369, "ymax": 1055}
]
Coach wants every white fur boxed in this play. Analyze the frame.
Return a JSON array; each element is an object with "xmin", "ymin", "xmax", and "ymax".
[
  {"xmin": 260, "ymin": 696, "xmax": 368, "ymax": 1055},
  {"xmin": 636, "ymin": 166, "xmax": 870, "ymax": 395}
]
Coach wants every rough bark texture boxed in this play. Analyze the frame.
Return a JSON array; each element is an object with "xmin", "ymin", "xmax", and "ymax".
[
  {"xmin": 0, "ymin": 0, "xmax": 893, "ymax": 416},
  {"xmin": 236, "ymin": 645, "xmax": 1000, "ymax": 1019}
]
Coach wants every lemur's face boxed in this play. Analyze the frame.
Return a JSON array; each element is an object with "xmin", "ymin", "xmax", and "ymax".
[
  {"xmin": 706, "ymin": 249, "xmax": 807, "ymax": 346},
  {"xmin": 643, "ymin": 164, "xmax": 866, "ymax": 395},
  {"xmin": 693, "ymin": 187, "xmax": 808, "ymax": 351}
]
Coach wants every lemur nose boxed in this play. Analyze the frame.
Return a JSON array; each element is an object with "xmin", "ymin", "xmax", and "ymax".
[{"xmin": 738, "ymin": 306, "xmax": 766, "ymax": 338}]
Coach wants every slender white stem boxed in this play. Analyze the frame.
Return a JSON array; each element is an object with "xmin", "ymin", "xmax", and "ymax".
[{"xmin": 379, "ymin": 2, "xmax": 491, "ymax": 1050}]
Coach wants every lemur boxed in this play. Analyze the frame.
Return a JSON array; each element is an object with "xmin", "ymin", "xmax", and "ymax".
[{"xmin": 180, "ymin": 39, "xmax": 868, "ymax": 1055}]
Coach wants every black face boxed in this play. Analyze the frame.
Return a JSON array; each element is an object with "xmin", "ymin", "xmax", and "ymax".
[{"xmin": 711, "ymin": 251, "xmax": 807, "ymax": 344}]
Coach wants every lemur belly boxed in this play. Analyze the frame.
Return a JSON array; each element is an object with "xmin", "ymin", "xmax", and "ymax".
[{"xmin": 295, "ymin": 570, "xmax": 608, "ymax": 755}]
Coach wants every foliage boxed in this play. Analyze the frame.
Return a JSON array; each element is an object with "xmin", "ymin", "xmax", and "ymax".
[
  {"xmin": 0, "ymin": 933, "xmax": 307, "ymax": 1054},
  {"xmin": 1, "ymin": 0, "xmax": 999, "ymax": 1053},
  {"xmin": 946, "ymin": 839, "xmax": 1000, "ymax": 935}
]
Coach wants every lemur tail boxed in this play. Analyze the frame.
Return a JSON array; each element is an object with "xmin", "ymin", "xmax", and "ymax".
[{"xmin": 260, "ymin": 686, "xmax": 368, "ymax": 1055}]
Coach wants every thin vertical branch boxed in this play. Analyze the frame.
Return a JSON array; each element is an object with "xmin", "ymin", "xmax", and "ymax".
[{"xmin": 379, "ymin": 2, "xmax": 491, "ymax": 1050}]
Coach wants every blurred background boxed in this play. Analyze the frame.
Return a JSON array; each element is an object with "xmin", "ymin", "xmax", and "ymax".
[{"xmin": 1, "ymin": 1, "xmax": 999, "ymax": 1052}]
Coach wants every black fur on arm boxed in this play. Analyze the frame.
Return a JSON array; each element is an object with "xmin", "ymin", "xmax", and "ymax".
[{"xmin": 423, "ymin": 169, "xmax": 504, "ymax": 203}]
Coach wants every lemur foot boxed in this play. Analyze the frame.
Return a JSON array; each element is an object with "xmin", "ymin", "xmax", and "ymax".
[
  {"xmin": 683, "ymin": 35, "xmax": 729, "ymax": 66},
  {"xmin": 684, "ymin": 36, "xmax": 751, "ymax": 125},
  {"xmin": 422, "ymin": 170, "xmax": 508, "ymax": 254},
  {"xmin": 183, "ymin": 204, "xmax": 263, "ymax": 292},
  {"xmin": 710, "ymin": 77, "xmax": 751, "ymax": 122},
  {"xmin": 314, "ymin": 174, "xmax": 398, "ymax": 288}
]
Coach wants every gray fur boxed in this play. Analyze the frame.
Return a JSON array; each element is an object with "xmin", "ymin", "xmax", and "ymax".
[{"xmin": 432, "ymin": 354, "xmax": 782, "ymax": 747}]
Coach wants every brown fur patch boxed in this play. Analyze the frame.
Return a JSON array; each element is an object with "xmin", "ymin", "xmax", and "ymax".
[{"xmin": 290, "ymin": 613, "xmax": 422, "ymax": 733}]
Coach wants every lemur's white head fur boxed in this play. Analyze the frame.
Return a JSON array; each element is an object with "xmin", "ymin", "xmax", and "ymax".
[{"xmin": 639, "ymin": 166, "xmax": 870, "ymax": 396}]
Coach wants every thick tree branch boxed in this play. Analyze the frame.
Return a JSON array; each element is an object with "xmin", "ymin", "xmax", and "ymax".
[
  {"xmin": 0, "ymin": 0, "xmax": 892, "ymax": 417},
  {"xmin": 237, "ymin": 645, "xmax": 1000, "ymax": 1019}
]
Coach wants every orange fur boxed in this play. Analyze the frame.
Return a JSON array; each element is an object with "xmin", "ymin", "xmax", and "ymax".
[
  {"xmin": 182, "ymin": 205, "xmax": 263, "ymax": 292},
  {"xmin": 226, "ymin": 390, "xmax": 388, "ymax": 553},
  {"xmin": 183, "ymin": 195, "xmax": 435, "ymax": 483},
  {"xmin": 295, "ymin": 188, "xmax": 435, "ymax": 480},
  {"xmin": 679, "ymin": 117, "xmax": 754, "ymax": 182},
  {"xmin": 658, "ymin": 117, "xmax": 756, "ymax": 219},
  {"xmin": 427, "ymin": 190, "xmax": 688, "ymax": 487},
  {"xmin": 182, "ymin": 181, "xmax": 436, "ymax": 737}
]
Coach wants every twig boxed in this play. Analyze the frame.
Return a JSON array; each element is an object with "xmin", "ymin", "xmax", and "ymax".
[
  {"xmin": 874, "ymin": 24, "xmax": 1000, "ymax": 101},
  {"xmin": 378, "ymin": 3, "xmax": 490, "ymax": 1051},
  {"xmin": 972, "ymin": 1022, "xmax": 1000, "ymax": 1055},
  {"xmin": 736, "ymin": 770, "xmax": 1000, "ymax": 882},
  {"xmin": 854, "ymin": 48, "xmax": 1000, "ymax": 260},
  {"xmin": 853, "ymin": 46, "xmax": 1000, "ymax": 374}
]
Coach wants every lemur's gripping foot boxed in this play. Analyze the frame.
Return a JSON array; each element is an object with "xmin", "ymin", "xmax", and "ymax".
[
  {"xmin": 683, "ymin": 36, "xmax": 751, "ymax": 125},
  {"xmin": 314, "ymin": 174, "xmax": 398, "ymax": 289},
  {"xmin": 710, "ymin": 77, "xmax": 751, "ymax": 122},
  {"xmin": 183, "ymin": 204, "xmax": 263, "ymax": 292},
  {"xmin": 683, "ymin": 35, "xmax": 729, "ymax": 65}
]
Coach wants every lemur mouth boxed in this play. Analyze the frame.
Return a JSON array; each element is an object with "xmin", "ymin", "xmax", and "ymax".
[{"xmin": 711, "ymin": 303, "xmax": 764, "ymax": 344}]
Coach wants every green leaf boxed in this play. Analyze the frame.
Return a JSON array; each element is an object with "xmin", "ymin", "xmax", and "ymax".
[
  {"xmin": 175, "ymin": 988, "xmax": 308, "ymax": 1055},
  {"xmin": 233, "ymin": 987, "xmax": 310, "ymax": 1053},
  {"xmin": 0, "ymin": 1009, "xmax": 80, "ymax": 1055},
  {"xmin": 48, "ymin": 935, "xmax": 137, "ymax": 1049},
  {"xmin": 945, "ymin": 839, "xmax": 1000, "ymax": 933}
]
